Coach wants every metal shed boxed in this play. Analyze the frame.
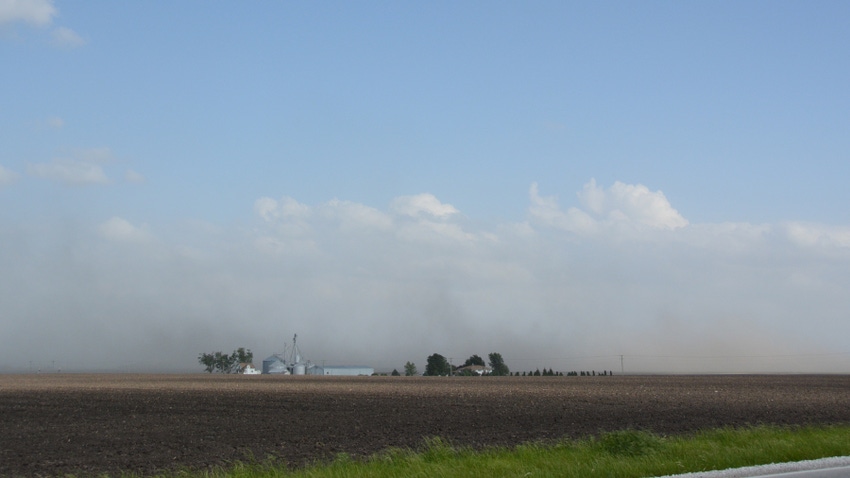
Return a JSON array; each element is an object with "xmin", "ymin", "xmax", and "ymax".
[{"xmin": 310, "ymin": 365, "xmax": 374, "ymax": 376}]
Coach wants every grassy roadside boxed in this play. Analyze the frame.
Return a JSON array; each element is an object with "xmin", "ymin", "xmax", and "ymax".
[{"xmin": 164, "ymin": 425, "xmax": 850, "ymax": 478}]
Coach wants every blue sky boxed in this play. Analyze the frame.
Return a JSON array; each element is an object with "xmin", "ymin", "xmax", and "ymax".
[{"xmin": 2, "ymin": 1, "xmax": 850, "ymax": 373}]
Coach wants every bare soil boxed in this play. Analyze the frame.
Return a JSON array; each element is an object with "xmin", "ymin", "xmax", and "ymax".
[{"xmin": 1, "ymin": 374, "xmax": 849, "ymax": 477}]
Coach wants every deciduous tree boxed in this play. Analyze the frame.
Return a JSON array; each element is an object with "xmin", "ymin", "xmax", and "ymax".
[
  {"xmin": 198, "ymin": 348, "xmax": 254, "ymax": 374},
  {"xmin": 198, "ymin": 353, "xmax": 216, "ymax": 373},
  {"xmin": 424, "ymin": 353, "xmax": 451, "ymax": 376},
  {"xmin": 404, "ymin": 361, "xmax": 417, "ymax": 376},
  {"xmin": 463, "ymin": 354, "xmax": 485, "ymax": 367},
  {"xmin": 488, "ymin": 352, "xmax": 509, "ymax": 376}
]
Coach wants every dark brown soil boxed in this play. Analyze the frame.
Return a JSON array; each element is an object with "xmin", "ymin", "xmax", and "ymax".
[{"xmin": 1, "ymin": 374, "xmax": 849, "ymax": 477}]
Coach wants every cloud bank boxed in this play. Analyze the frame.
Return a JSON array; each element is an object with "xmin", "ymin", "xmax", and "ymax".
[
  {"xmin": 27, "ymin": 148, "xmax": 118, "ymax": 185},
  {"xmin": 2, "ymin": 180, "xmax": 849, "ymax": 374},
  {"xmin": 0, "ymin": 0, "xmax": 56, "ymax": 26},
  {"xmin": 0, "ymin": 0, "xmax": 84, "ymax": 49},
  {"xmin": 28, "ymin": 158, "xmax": 109, "ymax": 185},
  {"xmin": 529, "ymin": 180, "xmax": 688, "ymax": 234}
]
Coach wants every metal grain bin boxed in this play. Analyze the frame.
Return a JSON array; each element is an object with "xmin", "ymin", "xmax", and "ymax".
[{"xmin": 262, "ymin": 354, "xmax": 288, "ymax": 374}]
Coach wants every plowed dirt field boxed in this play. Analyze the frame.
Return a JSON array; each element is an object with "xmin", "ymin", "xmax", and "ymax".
[{"xmin": 1, "ymin": 374, "xmax": 849, "ymax": 477}]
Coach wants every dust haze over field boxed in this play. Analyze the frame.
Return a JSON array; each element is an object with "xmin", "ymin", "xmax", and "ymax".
[
  {"xmin": 3, "ymin": 181, "xmax": 850, "ymax": 374},
  {"xmin": 3, "ymin": 3, "xmax": 850, "ymax": 375}
]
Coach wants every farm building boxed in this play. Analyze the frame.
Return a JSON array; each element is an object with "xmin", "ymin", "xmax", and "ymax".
[
  {"xmin": 262, "ymin": 335, "xmax": 373, "ymax": 376},
  {"xmin": 454, "ymin": 365, "xmax": 491, "ymax": 375},
  {"xmin": 236, "ymin": 363, "xmax": 261, "ymax": 375},
  {"xmin": 262, "ymin": 354, "xmax": 289, "ymax": 374},
  {"xmin": 310, "ymin": 365, "xmax": 374, "ymax": 376}
]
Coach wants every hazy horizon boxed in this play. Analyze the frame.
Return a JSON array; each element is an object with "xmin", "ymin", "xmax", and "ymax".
[{"xmin": 3, "ymin": 2, "xmax": 849, "ymax": 375}]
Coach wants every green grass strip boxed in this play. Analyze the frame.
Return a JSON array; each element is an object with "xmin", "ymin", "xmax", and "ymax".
[{"xmin": 156, "ymin": 425, "xmax": 850, "ymax": 478}]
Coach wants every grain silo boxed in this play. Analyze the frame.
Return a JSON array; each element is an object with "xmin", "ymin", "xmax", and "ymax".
[
  {"xmin": 262, "ymin": 354, "xmax": 288, "ymax": 374},
  {"xmin": 288, "ymin": 334, "xmax": 307, "ymax": 375},
  {"xmin": 265, "ymin": 334, "xmax": 372, "ymax": 376}
]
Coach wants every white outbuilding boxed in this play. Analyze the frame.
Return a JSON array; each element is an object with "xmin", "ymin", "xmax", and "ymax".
[
  {"xmin": 311, "ymin": 365, "xmax": 374, "ymax": 376},
  {"xmin": 237, "ymin": 363, "xmax": 262, "ymax": 375}
]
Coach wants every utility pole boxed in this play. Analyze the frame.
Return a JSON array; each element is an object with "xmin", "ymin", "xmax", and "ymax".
[{"xmin": 620, "ymin": 355, "xmax": 624, "ymax": 375}]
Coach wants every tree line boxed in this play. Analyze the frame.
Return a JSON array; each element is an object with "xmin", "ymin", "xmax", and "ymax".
[
  {"xmin": 398, "ymin": 352, "xmax": 510, "ymax": 376},
  {"xmin": 401, "ymin": 353, "xmax": 613, "ymax": 378},
  {"xmin": 514, "ymin": 369, "xmax": 614, "ymax": 376},
  {"xmin": 198, "ymin": 348, "xmax": 253, "ymax": 374},
  {"xmin": 197, "ymin": 347, "xmax": 611, "ymax": 377}
]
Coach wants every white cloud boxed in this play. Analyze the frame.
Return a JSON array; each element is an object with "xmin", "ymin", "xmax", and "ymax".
[
  {"xmin": 321, "ymin": 199, "xmax": 393, "ymax": 232},
  {"xmin": 680, "ymin": 222, "xmax": 772, "ymax": 253},
  {"xmin": 28, "ymin": 158, "xmax": 109, "ymax": 185},
  {"xmin": 529, "ymin": 180, "xmax": 688, "ymax": 235},
  {"xmin": 578, "ymin": 179, "xmax": 607, "ymax": 215},
  {"xmin": 0, "ymin": 0, "xmax": 56, "ymax": 26},
  {"xmin": 578, "ymin": 179, "xmax": 689, "ymax": 230},
  {"xmin": 255, "ymin": 194, "xmax": 472, "ymax": 245},
  {"xmin": 51, "ymin": 26, "xmax": 85, "ymax": 48},
  {"xmin": 253, "ymin": 196, "xmax": 315, "ymax": 243},
  {"xmin": 528, "ymin": 183, "xmax": 597, "ymax": 234},
  {"xmin": 254, "ymin": 196, "xmax": 312, "ymax": 223},
  {"xmin": 0, "ymin": 0, "xmax": 85, "ymax": 51},
  {"xmin": 0, "ymin": 164, "xmax": 20, "ymax": 186},
  {"xmin": 278, "ymin": 197, "xmax": 312, "ymax": 218},
  {"xmin": 785, "ymin": 222, "xmax": 850, "ymax": 249},
  {"xmin": 26, "ymin": 148, "xmax": 126, "ymax": 186},
  {"xmin": 125, "ymin": 169, "xmax": 145, "ymax": 183},
  {"xmin": 396, "ymin": 219, "xmax": 477, "ymax": 246},
  {"xmin": 254, "ymin": 197, "xmax": 279, "ymax": 222},
  {"xmin": 98, "ymin": 217, "xmax": 152, "ymax": 242},
  {"xmin": 390, "ymin": 193, "xmax": 459, "ymax": 218}
]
